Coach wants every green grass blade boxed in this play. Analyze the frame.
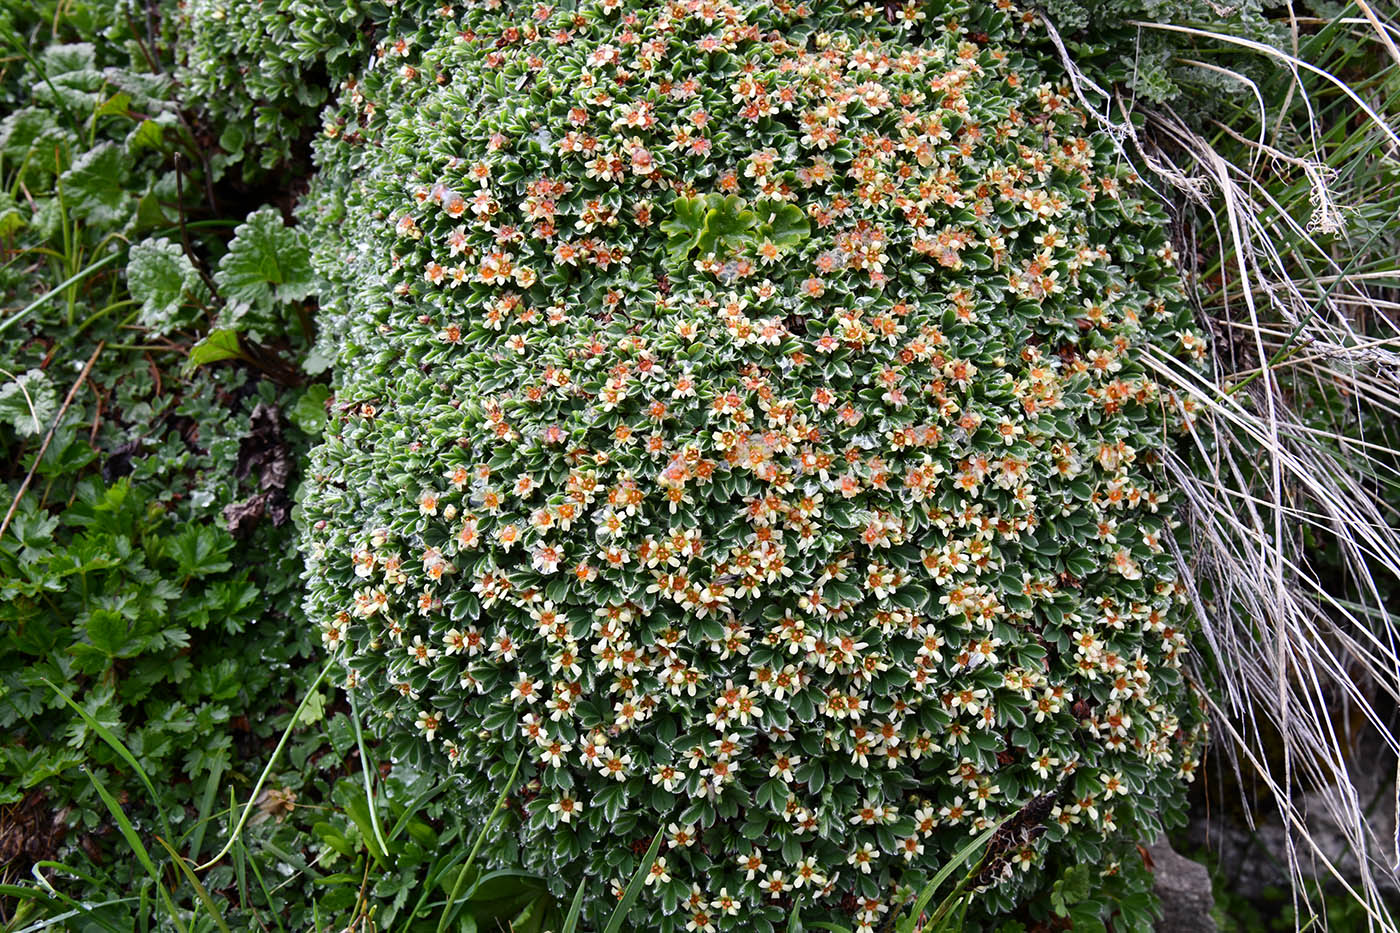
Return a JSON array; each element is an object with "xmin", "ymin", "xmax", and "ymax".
[
  {"xmin": 0, "ymin": 882, "xmax": 57, "ymax": 907},
  {"xmin": 602, "ymin": 827, "xmax": 665, "ymax": 933},
  {"xmin": 898, "ymin": 823, "xmax": 998, "ymax": 932},
  {"xmin": 787, "ymin": 905, "xmax": 803, "ymax": 932},
  {"xmin": 25, "ymin": 861, "xmax": 132, "ymax": 933},
  {"xmin": 243, "ymin": 838, "xmax": 289, "ymax": 933},
  {"xmin": 84, "ymin": 769, "xmax": 160, "ymax": 885},
  {"xmin": 406, "ymin": 849, "xmax": 469, "ymax": 925},
  {"xmin": 0, "ymin": 251, "xmax": 120, "ymax": 336},
  {"xmin": 184, "ymin": 760, "xmax": 224, "ymax": 862},
  {"xmin": 154, "ymin": 836, "xmax": 233, "ymax": 933},
  {"xmin": 83, "ymin": 768, "xmax": 188, "ymax": 933},
  {"xmin": 348, "ymin": 688, "xmax": 391, "ymax": 859},
  {"xmin": 44, "ymin": 678, "xmax": 174, "ymax": 846},
  {"xmin": 436, "ymin": 747, "xmax": 525, "ymax": 933},
  {"xmin": 387, "ymin": 782, "xmax": 447, "ymax": 842},
  {"xmin": 8, "ymin": 897, "xmax": 141, "ymax": 933},
  {"xmin": 196, "ymin": 649, "xmax": 341, "ymax": 870},
  {"xmin": 559, "ymin": 877, "xmax": 589, "ymax": 933}
]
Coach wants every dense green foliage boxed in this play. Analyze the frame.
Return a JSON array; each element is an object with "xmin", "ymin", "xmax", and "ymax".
[
  {"xmin": 2, "ymin": 0, "xmax": 1396, "ymax": 930},
  {"xmin": 174, "ymin": 0, "xmax": 375, "ymax": 180},
  {"xmin": 0, "ymin": 5, "xmax": 434, "ymax": 929},
  {"xmin": 0, "ymin": 4, "xmax": 319, "ymax": 827},
  {"xmin": 299, "ymin": 0, "xmax": 1211, "ymax": 929}
]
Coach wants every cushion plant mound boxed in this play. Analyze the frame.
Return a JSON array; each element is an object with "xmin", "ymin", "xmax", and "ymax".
[{"xmin": 300, "ymin": 0, "xmax": 1209, "ymax": 928}]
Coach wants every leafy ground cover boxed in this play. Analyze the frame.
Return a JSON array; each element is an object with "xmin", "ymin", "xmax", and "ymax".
[
  {"xmin": 0, "ymin": 0, "xmax": 1397, "ymax": 930},
  {"xmin": 0, "ymin": 3, "xmax": 466, "ymax": 929}
]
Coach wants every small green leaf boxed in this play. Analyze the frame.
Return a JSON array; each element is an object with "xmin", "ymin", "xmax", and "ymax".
[
  {"xmin": 218, "ymin": 122, "xmax": 246, "ymax": 158},
  {"xmin": 126, "ymin": 118, "xmax": 168, "ymax": 155},
  {"xmin": 95, "ymin": 91, "xmax": 132, "ymax": 118},
  {"xmin": 298, "ymin": 690, "xmax": 327, "ymax": 725},
  {"xmin": 0, "ymin": 107, "xmax": 63, "ymax": 164},
  {"xmin": 85, "ymin": 609, "xmax": 136, "ymax": 658},
  {"xmin": 289, "ymin": 383, "xmax": 331, "ymax": 434},
  {"xmin": 186, "ymin": 328, "xmax": 246, "ymax": 370},
  {"xmin": 0, "ymin": 190, "xmax": 25, "ymax": 237}
]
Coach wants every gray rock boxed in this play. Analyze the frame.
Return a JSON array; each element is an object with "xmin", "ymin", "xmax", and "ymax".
[
  {"xmin": 1146, "ymin": 835, "xmax": 1217, "ymax": 932},
  {"xmin": 1183, "ymin": 754, "xmax": 1400, "ymax": 903}
]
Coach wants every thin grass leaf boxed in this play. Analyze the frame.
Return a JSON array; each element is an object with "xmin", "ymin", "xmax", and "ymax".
[
  {"xmin": 602, "ymin": 828, "xmax": 664, "ymax": 933},
  {"xmin": 0, "ymin": 251, "xmax": 120, "ymax": 336},
  {"xmin": 437, "ymin": 747, "xmax": 526, "ymax": 933},
  {"xmin": 6, "ymin": 897, "xmax": 141, "ymax": 933},
  {"xmin": 560, "ymin": 878, "xmax": 589, "ymax": 933},
  {"xmin": 196, "ymin": 649, "xmax": 341, "ymax": 871},
  {"xmin": 897, "ymin": 824, "xmax": 998, "ymax": 933},
  {"xmin": 387, "ymin": 781, "xmax": 448, "ymax": 842},
  {"xmin": 184, "ymin": 760, "xmax": 224, "ymax": 863},
  {"xmin": 0, "ymin": 882, "xmax": 57, "ymax": 908},
  {"xmin": 243, "ymin": 844, "xmax": 289, "ymax": 933},
  {"xmin": 348, "ymin": 687, "xmax": 390, "ymax": 860},
  {"xmin": 83, "ymin": 768, "xmax": 188, "ymax": 933},
  {"xmin": 230, "ymin": 792, "xmax": 249, "ymax": 915},
  {"xmin": 153, "ymin": 836, "xmax": 232, "ymax": 933},
  {"xmin": 403, "ymin": 845, "xmax": 474, "ymax": 923},
  {"xmin": 25, "ymin": 864, "xmax": 132, "ymax": 933},
  {"xmin": 1035, "ymin": 11, "xmax": 1400, "ymax": 924},
  {"xmin": 41, "ymin": 679, "xmax": 174, "ymax": 847}
]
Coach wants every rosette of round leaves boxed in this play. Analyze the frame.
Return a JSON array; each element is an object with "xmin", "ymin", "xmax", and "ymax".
[{"xmin": 300, "ymin": 0, "xmax": 1209, "ymax": 929}]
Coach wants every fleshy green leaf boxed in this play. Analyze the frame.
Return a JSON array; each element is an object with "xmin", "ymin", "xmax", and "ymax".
[
  {"xmin": 758, "ymin": 202, "xmax": 810, "ymax": 250},
  {"xmin": 663, "ymin": 194, "xmax": 762, "ymax": 259},
  {"xmin": 661, "ymin": 194, "xmax": 708, "ymax": 257},
  {"xmin": 695, "ymin": 193, "xmax": 758, "ymax": 256}
]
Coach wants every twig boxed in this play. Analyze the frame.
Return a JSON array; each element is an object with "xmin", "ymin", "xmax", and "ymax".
[
  {"xmin": 173, "ymin": 153, "xmax": 220, "ymax": 300},
  {"xmin": 0, "ymin": 341, "xmax": 105, "ymax": 541},
  {"xmin": 123, "ymin": 11, "xmax": 161, "ymax": 74}
]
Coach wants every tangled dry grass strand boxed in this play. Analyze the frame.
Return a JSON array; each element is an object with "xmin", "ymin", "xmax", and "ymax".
[{"xmin": 1040, "ymin": 10, "xmax": 1400, "ymax": 928}]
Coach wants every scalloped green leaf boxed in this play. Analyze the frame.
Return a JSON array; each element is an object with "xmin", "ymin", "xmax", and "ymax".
[
  {"xmin": 661, "ymin": 194, "xmax": 708, "ymax": 257},
  {"xmin": 60, "ymin": 142, "xmax": 129, "ymax": 224},
  {"xmin": 127, "ymin": 237, "xmax": 204, "ymax": 334},
  {"xmin": 695, "ymin": 193, "xmax": 757, "ymax": 257},
  {"xmin": 214, "ymin": 206, "xmax": 315, "ymax": 313}
]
